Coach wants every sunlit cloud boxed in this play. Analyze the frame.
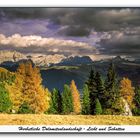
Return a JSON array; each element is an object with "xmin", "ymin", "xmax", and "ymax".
[{"xmin": 0, "ymin": 34, "xmax": 96, "ymax": 56}]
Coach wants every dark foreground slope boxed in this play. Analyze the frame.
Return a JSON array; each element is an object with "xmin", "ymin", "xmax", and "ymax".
[{"xmin": 41, "ymin": 61, "xmax": 140, "ymax": 92}]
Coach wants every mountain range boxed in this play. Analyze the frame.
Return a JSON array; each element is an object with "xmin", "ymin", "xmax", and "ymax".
[{"xmin": 0, "ymin": 50, "xmax": 94, "ymax": 67}]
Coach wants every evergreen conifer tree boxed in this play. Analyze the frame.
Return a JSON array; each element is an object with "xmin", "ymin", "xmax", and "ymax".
[
  {"xmin": 62, "ymin": 84, "xmax": 73, "ymax": 114},
  {"xmin": 18, "ymin": 102, "xmax": 33, "ymax": 114},
  {"xmin": 49, "ymin": 88, "xmax": 61, "ymax": 114},
  {"xmin": 86, "ymin": 69, "xmax": 97, "ymax": 114},
  {"xmin": 133, "ymin": 86, "xmax": 140, "ymax": 115},
  {"xmin": 95, "ymin": 98, "xmax": 102, "ymax": 115},
  {"xmin": 82, "ymin": 84, "xmax": 90, "ymax": 114},
  {"xmin": 104, "ymin": 62, "xmax": 120, "ymax": 114},
  {"xmin": 0, "ymin": 83, "xmax": 11, "ymax": 113},
  {"xmin": 57, "ymin": 90, "xmax": 62, "ymax": 114},
  {"xmin": 95, "ymin": 72, "xmax": 105, "ymax": 107}
]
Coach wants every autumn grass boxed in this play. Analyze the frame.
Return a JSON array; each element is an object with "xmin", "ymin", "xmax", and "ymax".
[{"xmin": 0, "ymin": 114, "xmax": 140, "ymax": 125}]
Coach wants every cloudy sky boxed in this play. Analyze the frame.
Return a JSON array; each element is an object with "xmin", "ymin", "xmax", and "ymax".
[{"xmin": 0, "ymin": 8, "xmax": 140, "ymax": 60}]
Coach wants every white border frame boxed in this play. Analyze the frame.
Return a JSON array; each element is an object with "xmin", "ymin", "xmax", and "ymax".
[{"xmin": 0, "ymin": 0, "xmax": 140, "ymax": 7}]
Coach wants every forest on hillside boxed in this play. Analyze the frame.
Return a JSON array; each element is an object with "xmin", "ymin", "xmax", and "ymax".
[{"xmin": 0, "ymin": 61, "xmax": 140, "ymax": 116}]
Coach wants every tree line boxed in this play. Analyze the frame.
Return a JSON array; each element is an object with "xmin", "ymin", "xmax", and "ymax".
[{"xmin": 0, "ymin": 61, "xmax": 140, "ymax": 115}]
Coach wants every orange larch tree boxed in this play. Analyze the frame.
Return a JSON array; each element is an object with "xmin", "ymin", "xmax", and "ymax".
[
  {"xmin": 70, "ymin": 80, "xmax": 81, "ymax": 114},
  {"xmin": 120, "ymin": 77, "xmax": 135, "ymax": 109},
  {"xmin": 23, "ymin": 62, "xmax": 49, "ymax": 113},
  {"xmin": 7, "ymin": 61, "xmax": 50, "ymax": 114},
  {"xmin": 6, "ymin": 63, "xmax": 25, "ymax": 112}
]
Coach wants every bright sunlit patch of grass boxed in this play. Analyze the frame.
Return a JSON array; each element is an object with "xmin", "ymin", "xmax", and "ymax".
[{"xmin": 0, "ymin": 114, "xmax": 140, "ymax": 125}]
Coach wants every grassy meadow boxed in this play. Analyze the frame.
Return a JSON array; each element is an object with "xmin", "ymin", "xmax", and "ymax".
[{"xmin": 0, "ymin": 114, "xmax": 140, "ymax": 125}]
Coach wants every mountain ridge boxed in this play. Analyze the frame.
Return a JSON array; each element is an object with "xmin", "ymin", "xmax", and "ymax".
[{"xmin": 56, "ymin": 55, "xmax": 93, "ymax": 66}]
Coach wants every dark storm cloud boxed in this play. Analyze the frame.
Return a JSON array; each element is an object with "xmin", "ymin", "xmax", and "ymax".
[
  {"xmin": 1, "ymin": 8, "xmax": 140, "ymax": 33},
  {"xmin": 99, "ymin": 31, "xmax": 140, "ymax": 58},
  {"xmin": 58, "ymin": 25, "xmax": 91, "ymax": 36},
  {"xmin": 0, "ymin": 8, "xmax": 71, "ymax": 20}
]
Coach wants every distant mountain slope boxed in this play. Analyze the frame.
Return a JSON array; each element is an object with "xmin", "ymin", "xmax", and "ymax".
[
  {"xmin": 27, "ymin": 54, "xmax": 65, "ymax": 66},
  {"xmin": 0, "ymin": 50, "xmax": 65, "ymax": 67},
  {"xmin": 57, "ymin": 56, "xmax": 93, "ymax": 66},
  {"xmin": 0, "ymin": 50, "xmax": 25, "ymax": 63}
]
